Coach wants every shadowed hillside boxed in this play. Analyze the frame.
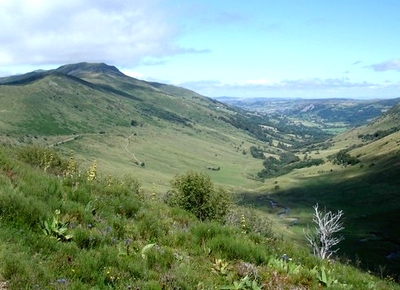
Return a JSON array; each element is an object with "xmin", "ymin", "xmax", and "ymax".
[{"xmin": 239, "ymin": 103, "xmax": 400, "ymax": 280}]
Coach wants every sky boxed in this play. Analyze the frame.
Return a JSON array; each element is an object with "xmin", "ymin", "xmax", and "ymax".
[{"xmin": 0, "ymin": 0, "xmax": 399, "ymax": 99}]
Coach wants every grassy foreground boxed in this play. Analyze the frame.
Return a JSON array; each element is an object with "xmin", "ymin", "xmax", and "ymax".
[{"xmin": 0, "ymin": 145, "xmax": 398, "ymax": 289}]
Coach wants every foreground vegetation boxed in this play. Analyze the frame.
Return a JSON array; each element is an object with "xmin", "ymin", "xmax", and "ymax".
[{"xmin": 0, "ymin": 145, "xmax": 398, "ymax": 289}]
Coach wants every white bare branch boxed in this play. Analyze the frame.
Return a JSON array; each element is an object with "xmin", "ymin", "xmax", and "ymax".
[{"xmin": 304, "ymin": 204, "xmax": 345, "ymax": 259}]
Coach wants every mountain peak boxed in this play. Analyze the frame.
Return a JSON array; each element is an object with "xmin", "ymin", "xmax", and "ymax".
[{"xmin": 55, "ymin": 62, "xmax": 125, "ymax": 77}]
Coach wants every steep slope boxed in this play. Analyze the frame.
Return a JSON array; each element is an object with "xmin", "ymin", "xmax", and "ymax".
[
  {"xmin": 358, "ymin": 101, "xmax": 400, "ymax": 133},
  {"xmin": 0, "ymin": 63, "xmax": 235, "ymax": 134},
  {"xmin": 242, "ymin": 104, "xmax": 400, "ymax": 279},
  {"xmin": 0, "ymin": 63, "xmax": 265, "ymax": 191},
  {"xmin": 0, "ymin": 145, "xmax": 398, "ymax": 289},
  {"xmin": 0, "ymin": 72, "xmax": 142, "ymax": 134}
]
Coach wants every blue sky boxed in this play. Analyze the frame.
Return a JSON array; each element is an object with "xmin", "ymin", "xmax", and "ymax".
[{"xmin": 0, "ymin": 0, "xmax": 399, "ymax": 99}]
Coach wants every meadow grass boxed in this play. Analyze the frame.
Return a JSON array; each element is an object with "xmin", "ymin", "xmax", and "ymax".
[
  {"xmin": 44, "ymin": 123, "xmax": 265, "ymax": 193},
  {"xmin": 0, "ymin": 144, "xmax": 399, "ymax": 289}
]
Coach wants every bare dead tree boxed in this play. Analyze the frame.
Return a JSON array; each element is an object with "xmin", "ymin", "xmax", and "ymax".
[{"xmin": 304, "ymin": 204, "xmax": 344, "ymax": 259}]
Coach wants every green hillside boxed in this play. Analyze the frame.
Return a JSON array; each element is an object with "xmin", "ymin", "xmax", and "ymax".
[
  {"xmin": 239, "ymin": 103, "xmax": 400, "ymax": 280},
  {"xmin": 1, "ymin": 63, "xmax": 400, "ymax": 287},
  {"xmin": 0, "ymin": 144, "xmax": 398, "ymax": 289},
  {"xmin": 0, "ymin": 63, "xmax": 265, "ymax": 192}
]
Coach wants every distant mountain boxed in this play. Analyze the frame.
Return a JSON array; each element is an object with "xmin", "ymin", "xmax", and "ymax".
[
  {"xmin": 0, "ymin": 63, "xmax": 233, "ymax": 135},
  {"xmin": 216, "ymin": 96, "xmax": 400, "ymax": 128},
  {"xmin": 55, "ymin": 62, "xmax": 124, "ymax": 77},
  {"xmin": 0, "ymin": 62, "xmax": 125, "ymax": 85}
]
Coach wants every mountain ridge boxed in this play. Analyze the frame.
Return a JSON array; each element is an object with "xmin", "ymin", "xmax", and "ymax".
[
  {"xmin": 55, "ymin": 62, "xmax": 125, "ymax": 77},
  {"xmin": 0, "ymin": 62, "xmax": 128, "ymax": 86}
]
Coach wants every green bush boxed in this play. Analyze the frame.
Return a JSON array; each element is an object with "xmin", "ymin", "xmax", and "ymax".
[
  {"xmin": 136, "ymin": 207, "xmax": 169, "ymax": 242},
  {"xmin": 16, "ymin": 145, "xmax": 68, "ymax": 175},
  {"xmin": 166, "ymin": 171, "xmax": 231, "ymax": 222},
  {"xmin": 250, "ymin": 146, "xmax": 266, "ymax": 159},
  {"xmin": 329, "ymin": 149, "xmax": 360, "ymax": 165}
]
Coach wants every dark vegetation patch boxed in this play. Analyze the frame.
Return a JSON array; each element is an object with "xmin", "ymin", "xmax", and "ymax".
[
  {"xmin": 257, "ymin": 153, "xmax": 325, "ymax": 179},
  {"xmin": 240, "ymin": 156, "xmax": 400, "ymax": 281},
  {"xmin": 328, "ymin": 149, "xmax": 361, "ymax": 166},
  {"xmin": 358, "ymin": 126, "xmax": 400, "ymax": 142}
]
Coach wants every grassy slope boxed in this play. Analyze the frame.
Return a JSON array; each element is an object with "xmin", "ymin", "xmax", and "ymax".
[
  {"xmin": 0, "ymin": 145, "xmax": 398, "ymax": 289},
  {"xmin": 240, "ymin": 108, "xmax": 400, "ymax": 279},
  {"xmin": 56, "ymin": 125, "xmax": 264, "ymax": 193},
  {"xmin": 0, "ymin": 66, "xmax": 265, "ymax": 192}
]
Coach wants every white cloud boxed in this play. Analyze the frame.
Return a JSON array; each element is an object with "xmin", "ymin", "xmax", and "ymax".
[
  {"xmin": 241, "ymin": 79, "xmax": 275, "ymax": 86},
  {"xmin": 180, "ymin": 77, "xmax": 400, "ymax": 99},
  {"xmin": 366, "ymin": 59, "xmax": 400, "ymax": 72},
  {"xmin": 0, "ymin": 0, "xmax": 190, "ymax": 67},
  {"xmin": 122, "ymin": 70, "xmax": 143, "ymax": 79}
]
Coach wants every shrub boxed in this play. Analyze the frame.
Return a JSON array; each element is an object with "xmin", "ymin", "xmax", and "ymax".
[
  {"xmin": 250, "ymin": 146, "xmax": 266, "ymax": 159},
  {"xmin": 166, "ymin": 171, "xmax": 231, "ymax": 222},
  {"xmin": 16, "ymin": 145, "xmax": 68, "ymax": 175},
  {"xmin": 329, "ymin": 149, "xmax": 360, "ymax": 166},
  {"xmin": 103, "ymin": 175, "xmax": 142, "ymax": 198},
  {"xmin": 136, "ymin": 208, "xmax": 169, "ymax": 242},
  {"xmin": 191, "ymin": 221, "xmax": 235, "ymax": 243}
]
